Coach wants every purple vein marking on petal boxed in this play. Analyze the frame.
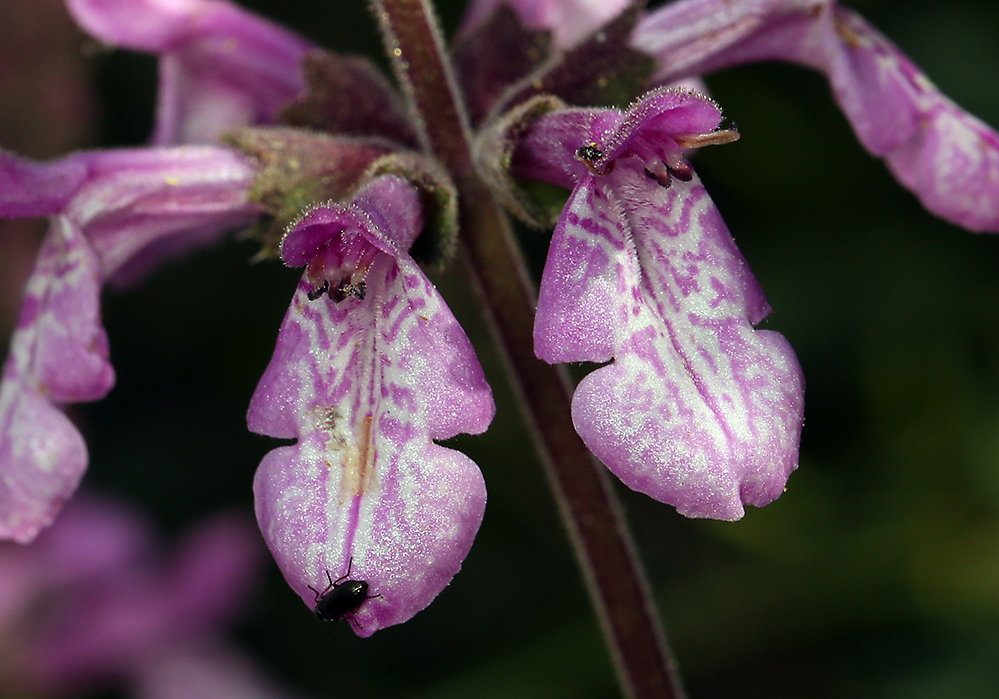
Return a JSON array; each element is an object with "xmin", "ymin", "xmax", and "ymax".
[
  {"xmin": 557, "ymin": 160, "xmax": 802, "ymax": 519},
  {"xmin": 569, "ymin": 205, "xmax": 627, "ymax": 250},
  {"xmin": 635, "ymin": 185, "xmax": 740, "ymax": 447}
]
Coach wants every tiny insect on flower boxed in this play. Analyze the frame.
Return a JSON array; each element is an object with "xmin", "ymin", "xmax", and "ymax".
[
  {"xmin": 574, "ymin": 142, "xmax": 614, "ymax": 176},
  {"xmin": 308, "ymin": 558, "xmax": 382, "ymax": 628}
]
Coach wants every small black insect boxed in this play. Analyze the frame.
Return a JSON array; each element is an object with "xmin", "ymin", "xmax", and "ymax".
[
  {"xmin": 576, "ymin": 143, "xmax": 604, "ymax": 162},
  {"xmin": 308, "ymin": 558, "xmax": 381, "ymax": 628},
  {"xmin": 575, "ymin": 142, "xmax": 614, "ymax": 176}
]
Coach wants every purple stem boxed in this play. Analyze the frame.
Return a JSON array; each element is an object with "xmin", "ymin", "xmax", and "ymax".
[{"xmin": 370, "ymin": 1, "xmax": 685, "ymax": 697}]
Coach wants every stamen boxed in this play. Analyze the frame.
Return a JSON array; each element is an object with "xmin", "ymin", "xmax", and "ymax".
[
  {"xmin": 305, "ymin": 255, "xmax": 332, "ymax": 290},
  {"xmin": 304, "ymin": 230, "xmax": 382, "ymax": 303},
  {"xmin": 349, "ymin": 244, "xmax": 380, "ymax": 288},
  {"xmin": 331, "ymin": 279, "xmax": 368, "ymax": 303},
  {"xmin": 644, "ymin": 164, "xmax": 672, "ymax": 188},
  {"xmin": 307, "ymin": 279, "xmax": 330, "ymax": 301},
  {"xmin": 331, "ymin": 283, "xmax": 349, "ymax": 303},
  {"xmin": 666, "ymin": 161, "xmax": 693, "ymax": 182},
  {"xmin": 630, "ymin": 133, "xmax": 693, "ymax": 189},
  {"xmin": 628, "ymin": 134, "xmax": 663, "ymax": 168}
]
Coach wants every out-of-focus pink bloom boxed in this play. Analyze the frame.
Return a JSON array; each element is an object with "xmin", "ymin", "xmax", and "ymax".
[
  {"xmin": 134, "ymin": 644, "xmax": 303, "ymax": 699},
  {"xmin": 0, "ymin": 146, "xmax": 259, "ymax": 543},
  {"xmin": 66, "ymin": 0, "xmax": 312, "ymax": 144},
  {"xmin": 459, "ymin": 0, "xmax": 630, "ymax": 48},
  {"xmin": 632, "ymin": 0, "xmax": 999, "ymax": 232},
  {"xmin": 249, "ymin": 175, "xmax": 494, "ymax": 635},
  {"xmin": 0, "ymin": 494, "xmax": 150, "ymax": 637},
  {"xmin": 0, "ymin": 494, "xmax": 265, "ymax": 697},
  {"xmin": 516, "ymin": 88, "xmax": 804, "ymax": 519}
]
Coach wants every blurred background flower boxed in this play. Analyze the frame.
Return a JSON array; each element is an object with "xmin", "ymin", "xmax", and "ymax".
[
  {"xmin": 3, "ymin": 0, "xmax": 999, "ymax": 697},
  {"xmin": 0, "ymin": 492, "xmax": 276, "ymax": 698}
]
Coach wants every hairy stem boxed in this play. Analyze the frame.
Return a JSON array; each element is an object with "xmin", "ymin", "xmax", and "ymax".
[{"xmin": 371, "ymin": 1, "xmax": 685, "ymax": 696}]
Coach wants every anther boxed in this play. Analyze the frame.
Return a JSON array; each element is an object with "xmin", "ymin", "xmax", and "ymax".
[{"xmin": 308, "ymin": 279, "xmax": 330, "ymax": 301}]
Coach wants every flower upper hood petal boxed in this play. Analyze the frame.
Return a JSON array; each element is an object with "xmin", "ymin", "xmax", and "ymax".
[{"xmin": 633, "ymin": 0, "xmax": 999, "ymax": 232}]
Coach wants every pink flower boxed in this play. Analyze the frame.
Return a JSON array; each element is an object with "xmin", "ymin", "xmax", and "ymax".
[
  {"xmin": 0, "ymin": 147, "xmax": 258, "ymax": 542},
  {"xmin": 460, "ymin": 0, "xmax": 630, "ymax": 49},
  {"xmin": 4, "ymin": 0, "xmax": 995, "ymax": 648},
  {"xmin": 249, "ymin": 175, "xmax": 494, "ymax": 635},
  {"xmin": 0, "ymin": 494, "xmax": 264, "ymax": 696},
  {"xmin": 632, "ymin": 0, "xmax": 999, "ymax": 232},
  {"xmin": 516, "ymin": 88, "xmax": 804, "ymax": 519},
  {"xmin": 66, "ymin": 0, "xmax": 312, "ymax": 144}
]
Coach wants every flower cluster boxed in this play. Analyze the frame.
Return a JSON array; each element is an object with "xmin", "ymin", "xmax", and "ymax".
[{"xmin": 1, "ymin": 0, "xmax": 997, "ymax": 640}]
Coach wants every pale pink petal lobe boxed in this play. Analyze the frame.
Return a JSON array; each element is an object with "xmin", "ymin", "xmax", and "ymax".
[
  {"xmin": 0, "ymin": 218, "xmax": 111, "ymax": 543},
  {"xmin": 460, "ymin": 0, "xmax": 631, "ymax": 49}
]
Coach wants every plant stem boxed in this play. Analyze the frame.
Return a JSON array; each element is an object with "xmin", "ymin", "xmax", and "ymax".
[{"xmin": 371, "ymin": 1, "xmax": 685, "ymax": 696}]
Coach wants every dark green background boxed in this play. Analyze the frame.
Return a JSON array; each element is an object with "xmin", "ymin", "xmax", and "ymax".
[{"xmin": 9, "ymin": 0, "xmax": 999, "ymax": 696}]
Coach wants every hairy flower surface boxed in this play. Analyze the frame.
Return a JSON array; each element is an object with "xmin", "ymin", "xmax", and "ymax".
[
  {"xmin": 516, "ymin": 89, "xmax": 804, "ymax": 519},
  {"xmin": 0, "ymin": 147, "xmax": 258, "ymax": 542},
  {"xmin": 248, "ymin": 176, "xmax": 494, "ymax": 635}
]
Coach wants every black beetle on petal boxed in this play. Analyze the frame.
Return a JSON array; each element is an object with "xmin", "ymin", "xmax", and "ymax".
[{"xmin": 308, "ymin": 558, "xmax": 381, "ymax": 628}]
